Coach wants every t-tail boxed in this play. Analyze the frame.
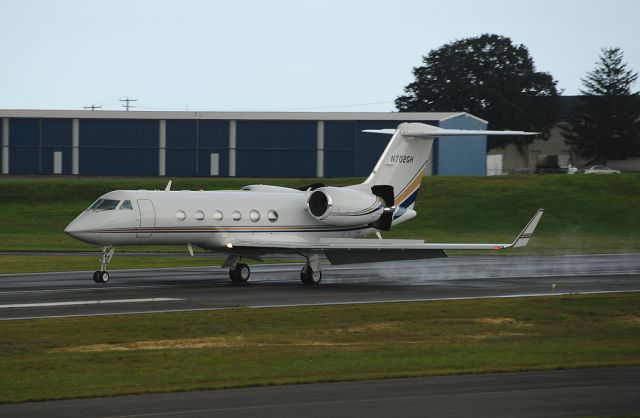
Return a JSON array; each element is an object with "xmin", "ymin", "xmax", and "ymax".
[{"xmin": 353, "ymin": 122, "xmax": 537, "ymax": 225}]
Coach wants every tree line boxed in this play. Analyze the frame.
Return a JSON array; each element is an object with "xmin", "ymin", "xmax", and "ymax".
[{"xmin": 396, "ymin": 34, "xmax": 640, "ymax": 164}]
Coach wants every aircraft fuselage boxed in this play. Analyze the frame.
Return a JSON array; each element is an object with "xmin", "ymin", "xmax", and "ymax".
[{"xmin": 65, "ymin": 189, "xmax": 376, "ymax": 249}]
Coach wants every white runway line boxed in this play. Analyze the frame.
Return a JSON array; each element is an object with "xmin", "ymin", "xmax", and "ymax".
[{"xmin": 0, "ymin": 298, "xmax": 183, "ymax": 309}]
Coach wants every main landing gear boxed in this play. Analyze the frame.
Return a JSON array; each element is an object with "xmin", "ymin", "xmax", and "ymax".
[
  {"xmin": 230, "ymin": 262, "xmax": 251, "ymax": 283},
  {"xmin": 93, "ymin": 246, "xmax": 114, "ymax": 284},
  {"xmin": 300, "ymin": 253, "xmax": 322, "ymax": 285},
  {"xmin": 224, "ymin": 255, "xmax": 251, "ymax": 283},
  {"xmin": 300, "ymin": 264, "xmax": 322, "ymax": 285},
  {"xmin": 222, "ymin": 253, "xmax": 323, "ymax": 285}
]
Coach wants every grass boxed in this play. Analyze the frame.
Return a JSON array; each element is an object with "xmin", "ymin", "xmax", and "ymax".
[
  {"xmin": 0, "ymin": 292, "xmax": 638, "ymax": 403},
  {"xmin": 0, "ymin": 174, "xmax": 639, "ymax": 258}
]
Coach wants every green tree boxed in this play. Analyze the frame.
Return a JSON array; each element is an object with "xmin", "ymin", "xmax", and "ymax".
[
  {"xmin": 563, "ymin": 47, "xmax": 640, "ymax": 163},
  {"xmin": 396, "ymin": 34, "xmax": 559, "ymax": 149}
]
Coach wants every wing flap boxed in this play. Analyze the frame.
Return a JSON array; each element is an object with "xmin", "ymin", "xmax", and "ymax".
[{"xmin": 323, "ymin": 248, "xmax": 447, "ymax": 265}]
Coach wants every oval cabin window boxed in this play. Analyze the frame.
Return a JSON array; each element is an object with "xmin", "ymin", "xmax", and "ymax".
[
  {"xmin": 213, "ymin": 210, "xmax": 223, "ymax": 221},
  {"xmin": 249, "ymin": 210, "xmax": 260, "ymax": 222},
  {"xmin": 267, "ymin": 209, "xmax": 279, "ymax": 222},
  {"xmin": 176, "ymin": 210, "xmax": 186, "ymax": 221},
  {"xmin": 232, "ymin": 210, "xmax": 242, "ymax": 221},
  {"xmin": 195, "ymin": 210, "xmax": 205, "ymax": 221}
]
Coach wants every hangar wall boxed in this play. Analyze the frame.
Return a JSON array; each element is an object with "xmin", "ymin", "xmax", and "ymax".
[{"xmin": 0, "ymin": 111, "xmax": 487, "ymax": 177}]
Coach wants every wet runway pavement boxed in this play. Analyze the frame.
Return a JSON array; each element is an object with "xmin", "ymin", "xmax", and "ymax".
[{"xmin": 1, "ymin": 253, "xmax": 639, "ymax": 320}]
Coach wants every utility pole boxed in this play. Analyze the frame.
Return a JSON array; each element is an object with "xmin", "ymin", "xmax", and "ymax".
[
  {"xmin": 120, "ymin": 97, "xmax": 137, "ymax": 111},
  {"xmin": 83, "ymin": 105, "xmax": 102, "ymax": 111}
]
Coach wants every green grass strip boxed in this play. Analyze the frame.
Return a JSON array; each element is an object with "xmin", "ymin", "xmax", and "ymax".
[
  {"xmin": 1, "ymin": 174, "xmax": 640, "ymax": 254},
  {"xmin": 1, "ymin": 293, "xmax": 639, "ymax": 403}
]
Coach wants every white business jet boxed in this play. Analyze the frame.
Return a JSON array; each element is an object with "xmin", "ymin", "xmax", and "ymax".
[{"xmin": 64, "ymin": 122, "xmax": 544, "ymax": 285}]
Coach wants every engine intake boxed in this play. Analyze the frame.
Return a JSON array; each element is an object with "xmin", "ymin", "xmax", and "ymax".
[
  {"xmin": 307, "ymin": 187, "xmax": 386, "ymax": 227},
  {"xmin": 308, "ymin": 189, "xmax": 330, "ymax": 218}
]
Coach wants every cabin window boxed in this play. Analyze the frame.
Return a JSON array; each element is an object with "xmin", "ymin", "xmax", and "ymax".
[
  {"xmin": 249, "ymin": 210, "xmax": 260, "ymax": 222},
  {"xmin": 232, "ymin": 210, "xmax": 242, "ymax": 221},
  {"xmin": 195, "ymin": 210, "xmax": 205, "ymax": 221},
  {"xmin": 119, "ymin": 200, "xmax": 133, "ymax": 210},
  {"xmin": 267, "ymin": 209, "xmax": 279, "ymax": 222},
  {"xmin": 176, "ymin": 210, "xmax": 186, "ymax": 221},
  {"xmin": 213, "ymin": 210, "xmax": 223, "ymax": 221},
  {"xmin": 95, "ymin": 199, "xmax": 120, "ymax": 211}
]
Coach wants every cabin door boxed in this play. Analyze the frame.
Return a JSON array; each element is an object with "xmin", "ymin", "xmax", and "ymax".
[{"xmin": 137, "ymin": 199, "xmax": 156, "ymax": 238}]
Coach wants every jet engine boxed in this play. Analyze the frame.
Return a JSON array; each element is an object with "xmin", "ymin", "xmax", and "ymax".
[{"xmin": 307, "ymin": 186, "xmax": 393, "ymax": 228}]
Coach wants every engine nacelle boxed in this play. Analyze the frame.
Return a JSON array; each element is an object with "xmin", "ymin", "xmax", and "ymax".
[{"xmin": 307, "ymin": 187, "xmax": 385, "ymax": 226}]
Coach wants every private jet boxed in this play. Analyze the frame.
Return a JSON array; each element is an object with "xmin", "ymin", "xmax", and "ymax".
[{"xmin": 64, "ymin": 122, "xmax": 544, "ymax": 285}]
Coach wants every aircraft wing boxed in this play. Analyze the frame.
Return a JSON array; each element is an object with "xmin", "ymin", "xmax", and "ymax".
[{"xmin": 225, "ymin": 209, "xmax": 544, "ymax": 265}]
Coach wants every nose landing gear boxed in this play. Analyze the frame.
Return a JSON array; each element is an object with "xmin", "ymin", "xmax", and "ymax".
[{"xmin": 93, "ymin": 246, "xmax": 114, "ymax": 284}]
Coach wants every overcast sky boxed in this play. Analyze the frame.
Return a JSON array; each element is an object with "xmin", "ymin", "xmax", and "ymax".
[{"xmin": 1, "ymin": 0, "xmax": 639, "ymax": 112}]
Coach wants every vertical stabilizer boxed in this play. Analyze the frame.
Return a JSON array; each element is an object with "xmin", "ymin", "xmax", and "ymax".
[{"xmin": 356, "ymin": 123, "xmax": 434, "ymax": 210}]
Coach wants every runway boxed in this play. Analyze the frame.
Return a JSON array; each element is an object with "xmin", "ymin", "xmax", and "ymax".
[
  {"xmin": 1, "ymin": 253, "xmax": 639, "ymax": 320},
  {"xmin": 1, "ymin": 367, "xmax": 638, "ymax": 417}
]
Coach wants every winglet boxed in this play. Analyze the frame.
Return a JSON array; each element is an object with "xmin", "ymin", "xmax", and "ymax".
[
  {"xmin": 510, "ymin": 209, "xmax": 544, "ymax": 248},
  {"xmin": 165, "ymin": 180, "xmax": 172, "ymax": 192}
]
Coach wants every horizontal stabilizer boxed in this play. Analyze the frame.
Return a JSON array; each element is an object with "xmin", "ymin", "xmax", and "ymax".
[{"xmin": 364, "ymin": 122, "xmax": 538, "ymax": 137}]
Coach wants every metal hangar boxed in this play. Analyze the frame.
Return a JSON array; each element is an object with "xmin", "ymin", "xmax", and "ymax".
[{"xmin": 0, "ymin": 110, "xmax": 488, "ymax": 177}]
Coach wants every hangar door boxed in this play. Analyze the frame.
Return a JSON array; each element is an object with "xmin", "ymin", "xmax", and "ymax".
[{"xmin": 137, "ymin": 199, "xmax": 156, "ymax": 238}]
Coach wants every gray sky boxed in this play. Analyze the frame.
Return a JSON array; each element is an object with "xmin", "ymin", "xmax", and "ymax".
[{"xmin": 2, "ymin": 0, "xmax": 639, "ymax": 112}]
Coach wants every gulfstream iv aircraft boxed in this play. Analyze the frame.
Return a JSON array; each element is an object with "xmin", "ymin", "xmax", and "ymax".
[{"xmin": 65, "ymin": 122, "xmax": 544, "ymax": 285}]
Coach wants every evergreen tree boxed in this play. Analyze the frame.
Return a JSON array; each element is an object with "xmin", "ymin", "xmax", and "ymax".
[
  {"xmin": 396, "ymin": 34, "xmax": 559, "ymax": 149},
  {"xmin": 563, "ymin": 47, "xmax": 640, "ymax": 163}
]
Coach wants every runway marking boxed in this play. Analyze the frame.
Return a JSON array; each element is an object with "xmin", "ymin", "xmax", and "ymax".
[
  {"xmin": 249, "ymin": 289, "xmax": 640, "ymax": 308},
  {"xmin": 0, "ymin": 298, "xmax": 183, "ymax": 309},
  {"xmin": 1, "ymin": 290, "xmax": 638, "ymax": 321}
]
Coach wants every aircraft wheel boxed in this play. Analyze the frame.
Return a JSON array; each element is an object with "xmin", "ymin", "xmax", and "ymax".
[
  {"xmin": 230, "ymin": 263, "xmax": 250, "ymax": 283},
  {"xmin": 96, "ymin": 270, "xmax": 110, "ymax": 284},
  {"xmin": 300, "ymin": 267, "xmax": 310, "ymax": 285},
  {"xmin": 93, "ymin": 271, "xmax": 100, "ymax": 283},
  {"xmin": 301, "ymin": 265, "xmax": 321, "ymax": 285}
]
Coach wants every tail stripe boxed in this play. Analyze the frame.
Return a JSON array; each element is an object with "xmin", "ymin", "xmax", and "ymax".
[{"xmin": 394, "ymin": 162, "xmax": 427, "ymax": 206}]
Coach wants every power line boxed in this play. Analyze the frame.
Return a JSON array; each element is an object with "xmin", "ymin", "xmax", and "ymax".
[
  {"xmin": 119, "ymin": 96, "xmax": 137, "ymax": 111},
  {"xmin": 83, "ymin": 104, "xmax": 102, "ymax": 111}
]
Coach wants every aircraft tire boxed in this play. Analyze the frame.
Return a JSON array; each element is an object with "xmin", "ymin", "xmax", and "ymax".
[
  {"xmin": 301, "ymin": 266, "xmax": 321, "ymax": 285},
  {"xmin": 229, "ymin": 264, "xmax": 250, "ymax": 283},
  {"xmin": 93, "ymin": 271, "xmax": 100, "ymax": 283},
  {"xmin": 300, "ymin": 267, "xmax": 310, "ymax": 285},
  {"xmin": 96, "ymin": 271, "xmax": 110, "ymax": 284}
]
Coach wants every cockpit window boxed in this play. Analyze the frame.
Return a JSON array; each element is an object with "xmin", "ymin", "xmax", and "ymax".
[
  {"xmin": 88, "ymin": 199, "xmax": 103, "ymax": 210},
  {"xmin": 119, "ymin": 200, "xmax": 133, "ymax": 210},
  {"xmin": 95, "ymin": 199, "xmax": 120, "ymax": 211}
]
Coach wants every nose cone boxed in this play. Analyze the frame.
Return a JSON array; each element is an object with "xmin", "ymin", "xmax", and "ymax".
[
  {"xmin": 64, "ymin": 215, "xmax": 100, "ymax": 244},
  {"xmin": 64, "ymin": 220, "xmax": 78, "ymax": 236}
]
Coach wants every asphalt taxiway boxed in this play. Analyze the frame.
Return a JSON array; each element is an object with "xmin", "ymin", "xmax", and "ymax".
[
  {"xmin": 1, "ymin": 367, "xmax": 638, "ymax": 417},
  {"xmin": 1, "ymin": 253, "xmax": 639, "ymax": 320}
]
